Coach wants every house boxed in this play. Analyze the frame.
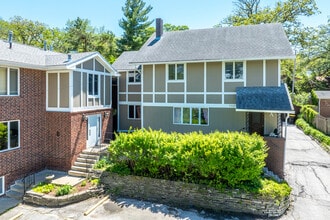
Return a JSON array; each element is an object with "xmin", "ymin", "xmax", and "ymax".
[
  {"xmin": 0, "ymin": 37, "xmax": 118, "ymax": 195},
  {"xmin": 114, "ymin": 19, "xmax": 295, "ymax": 178}
]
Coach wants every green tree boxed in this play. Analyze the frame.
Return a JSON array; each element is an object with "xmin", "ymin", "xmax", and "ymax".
[
  {"xmin": 164, "ymin": 23, "xmax": 189, "ymax": 32},
  {"xmin": 92, "ymin": 27, "xmax": 118, "ymax": 63},
  {"xmin": 117, "ymin": 0, "xmax": 153, "ymax": 52},
  {"xmin": 64, "ymin": 17, "xmax": 95, "ymax": 53}
]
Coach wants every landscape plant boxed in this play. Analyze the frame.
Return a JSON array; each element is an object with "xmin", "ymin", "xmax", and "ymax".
[{"xmin": 107, "ymin": 129, "xmax": 269, "ymax": 189}]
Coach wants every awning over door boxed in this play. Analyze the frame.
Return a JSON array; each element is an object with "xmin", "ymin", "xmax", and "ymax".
[{"xmin": 236, "ymin": 84, "xmax": 294, "ymax": 113}]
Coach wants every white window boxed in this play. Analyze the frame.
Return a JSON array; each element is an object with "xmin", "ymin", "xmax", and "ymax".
[
  {"xmin": 128, "ymin": 105, "xmax": 141, "ymax": 119},
  {"xmin": 0, "ymin": 176, "xmax": 4, "ymax": 196},
  {"xmin": 225, "ymin": 62, "xmax": 243, "ymax": 79},
  {"xmin": 173, "ymin": 107, "xmax": 208, "ymax": 125},
  {"xmin": 128, "ymin": 71, "xmax": 141, "ymax": 83},
  {"xmin": 0, "ymin": 121, "xmax": 20, "ymax": 152},
  {"xmin": 168, "ymin": 64, "xmax": 184, "ymax": 80},
  {"xmin": 88, "ymin": 74, "xmax": 100, "ymax": 106},
  {"xmin": 0, "ymin": 67, "xmax": 19, "ymax": 96}
]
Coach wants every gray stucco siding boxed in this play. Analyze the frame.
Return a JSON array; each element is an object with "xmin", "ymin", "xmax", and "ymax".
[
  {"xmin": 187, "ymin": 63, "xmax": 204, "ymax": 92},
  {"xmin": 155, "ymin": 64, "xmax": 166, "ymax": 92},
  {"xmin": 143, "ymin": 65, "xmax": 153, "ymax": 92},
  {"xmin": 187, "ymin": 94, "xmax": 204, "ymax": 103},
  {"xmin": 119, "ymin": 71, "xmax": 126, "ymax": 92},
  {"xmin": 119, "ymin": 105, "xmax": 141, "ymax": 130},
  {"xmin": 143, "ymin": 106, "xmax": 245, "ymax": 133},
  {"xmin": 168, "ymin": 83, "xmax": 184, "ymax": 92},
  {"xmin": 73, "ymin": 71, "xmax": 81, "ymax": 107},
  {"xmin": 246, "ymin": 60, "xmax": 263, "ymax": 87},
  {"xmin": 206, "ymin": 94, "xmax": 222, "ymax": 104},
  {"xmin": 266, "ymin": 60, "xmax": 278, "ymax": 86},
  {"xmin": 206, "ymin": 62, "xmax": 222, "ymax": 92}
]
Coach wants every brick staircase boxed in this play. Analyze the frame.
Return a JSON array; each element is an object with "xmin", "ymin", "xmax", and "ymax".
[{"xmin": 68, "ymin": 145, "xmax": 108, "ymax": 178}]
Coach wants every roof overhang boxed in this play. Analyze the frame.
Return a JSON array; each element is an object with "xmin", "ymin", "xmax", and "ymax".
[
  {"xmin": 236, "ymin": 84, "xmax": 294, "ymax": 114},
  {"xmin": 129, "ymin": 56, "xmax": 295, "ymax": 65}
]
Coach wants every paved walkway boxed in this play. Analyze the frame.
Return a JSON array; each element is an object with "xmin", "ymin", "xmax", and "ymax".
[{"xmin": 279, "ymin": 125, "xmax": 330, "ymax": 220}]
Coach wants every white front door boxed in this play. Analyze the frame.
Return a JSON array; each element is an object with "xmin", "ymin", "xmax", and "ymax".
[{"xmin": 87, "ymin": 114, "xmax": 101, "ymax": 147}]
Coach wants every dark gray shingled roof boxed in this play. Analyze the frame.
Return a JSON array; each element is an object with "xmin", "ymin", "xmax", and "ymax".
[
  {"xmin": 112, "ymin": 51, "xmax": 139, "ymax": 71},
  {"xmin": 0, "ymin": 40, "xmax": 117, "ymax": 74},
  {"xmin": 315, "ymin": 91, "xmax": 330, "ymax": 99},
  {"xmin": 236, "ymin": 84, "xmax": 294, "ymax": 113},
  {"xmin": 131, "ymin": 23, "xmax": 294, "ymax": 64}
]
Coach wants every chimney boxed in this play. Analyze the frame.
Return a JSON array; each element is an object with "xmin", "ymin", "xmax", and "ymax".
[
  {"xmin": 156, "ymin": 18, "xmax": 163, "ymax": 39},
  {"xmin": 8, "ymin": 31, "xmax": 13, "ymax": 49},
  {"xmin": 67, "ymin": 54, "xmax": 72, "ymax": 62},
  {"xmin": 43, "ymin": 40, "xmax": 47, "ymax": 51}
]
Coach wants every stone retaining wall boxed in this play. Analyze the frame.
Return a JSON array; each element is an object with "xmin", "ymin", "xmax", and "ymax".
[
  {"xmin": 100, "ymin": 172, "xmax": 290, "ymax": 218},
  {"xmin": 23, "ymin": 188, "xmax": 103, "ymax": 207}
]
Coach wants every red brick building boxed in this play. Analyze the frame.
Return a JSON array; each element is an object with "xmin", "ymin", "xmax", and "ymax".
[{"xmin": 0, "ymin": 39, "xmax": 118, "ymax": 195}]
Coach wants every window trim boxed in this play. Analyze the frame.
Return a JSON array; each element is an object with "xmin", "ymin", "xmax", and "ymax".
[
  {"xmin": 167, "ymin": 63, "xmax": 185, "ymax": 81},
  {"xmin": 173, "ymin": 107, "xmax": 209, "ymax": 126},
  {"xmin": 128, "ymin": 105, "xmax": 141, "ymax": 120},
  {"xmin": 0, "ymin": 176, "xmax": 4, "ymax": 196},
  {"xmin": 0, "ymin": 67, "xmax": 19, "ymax": 96},
  {"xmin": 224, "ymin": 61, "xmax": 244, "ymax": 80},
  {"xmin": 0, "ymin": 120, "xmax": 20, "ymax": 152},
  {"xmin": 127, "ymin": 70, "xmax": 141, "ymax": 84}
]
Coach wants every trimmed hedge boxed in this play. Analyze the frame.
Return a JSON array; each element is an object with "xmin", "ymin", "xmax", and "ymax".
[
  {"xmin": 296, "ymin": 118, "xmax": 330, "ymax": 152},
  {"xmin": 108, "ymin": 129, "xmax": 268, "ymax": 189}
]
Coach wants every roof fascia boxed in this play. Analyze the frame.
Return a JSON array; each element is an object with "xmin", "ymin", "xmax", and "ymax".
[
  {"xmin": 236, "ymin": 109, "xmax": 295, "ymax": 114},
  {"xmin": 129, "ymin": 56, "xmax": 296, "ymax": 65}
]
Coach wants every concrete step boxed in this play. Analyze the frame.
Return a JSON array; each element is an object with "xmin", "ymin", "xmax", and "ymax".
[
  {"xmin": 76, "ymin": 157, "xmax": 97, "ymax": 164},
  {"xmin": 74, "ymin": 161, "xmax": 94, "ymax": 168},
  {"xmin": 10, "ymin": 183, "xmax": 24, "ymax": 193},
  {"xmin": 68, "ymin": 170, "xmax": 89, "ymax": 178},
  {"xmin": 79, "ymin": 153, "xmax": 99, "ymax": 160},
  {"xmin": 71, "ymin": 165, "xmax": 92, "ymax": 173},
  {"xmin": 6, "ymin": 190, "xmax": 24, "ymax": 200}
]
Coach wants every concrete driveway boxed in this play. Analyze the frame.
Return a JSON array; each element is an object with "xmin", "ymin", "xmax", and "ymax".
[
  {"xmin": 279, "ymin": 125, "xmax": 330, "ymax": 220},
  {"xmin": 1, "ymin": 125, "xmax": 329, "ymax": 219}
]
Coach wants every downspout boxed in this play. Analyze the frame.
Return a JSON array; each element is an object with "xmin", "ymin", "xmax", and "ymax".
[{"xmin": 283, "ymin": 113, "xmax": 290, "ymax": 176}]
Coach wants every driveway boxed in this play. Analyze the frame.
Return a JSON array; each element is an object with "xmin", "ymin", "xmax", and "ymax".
[
  {"xmin": 1, "ymin": 125, "xmax": 329, "ymax": 219},
  {"xmin": 279, "ymin": 125, "xmax": 330, "ymax": 220}
]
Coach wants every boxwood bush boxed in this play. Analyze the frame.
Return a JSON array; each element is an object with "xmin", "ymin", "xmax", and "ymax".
[{"xmin": 108, "ymin": 129, "xmax": 268, "ymax": 189}]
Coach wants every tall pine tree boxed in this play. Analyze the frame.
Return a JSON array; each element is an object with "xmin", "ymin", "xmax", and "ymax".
[{"xmin": 117, "ymin": 0, "xmax": 153, "ymax": 52}]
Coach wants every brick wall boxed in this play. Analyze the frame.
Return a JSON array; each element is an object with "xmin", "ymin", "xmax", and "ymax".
[
  {"xmin": 0, "ymin": 67, "xmax": 114, "ymax": 191},
  {"xmin": 264, "ymin": 137, "xmax": 285, "ymax": 179},
  {"xmin": 0, "ymin": 68, "xmax": 47, "ymax": 190},
  {"xmin": 320, "ymin": 99, "xmax": 330, "ymax": 117}
]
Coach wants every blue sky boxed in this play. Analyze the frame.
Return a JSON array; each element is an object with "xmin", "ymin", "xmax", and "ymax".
[{"xmin": 0, "ymin": 0, "xmax": 328, "ymax": 36}]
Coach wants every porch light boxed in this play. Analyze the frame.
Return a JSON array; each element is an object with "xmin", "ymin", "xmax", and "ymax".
[
  {"xmin": 82, "ymin": 114, "xmax": 88, "ymax": 121},
  {"xmin": 104, "ymin": 112, "xmax": 110, "ymax": 118}
]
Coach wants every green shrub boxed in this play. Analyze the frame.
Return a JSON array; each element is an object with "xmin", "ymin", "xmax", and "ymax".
[
  {"xmin": 55, "ymin": 184, "xmax": 72, "ymax": 196},
  {"xmin": 108, "ymin": 129, "xmax": 267, "ymax": 189},
  {"xmin": 32, "ymin": 182, "xmax": 55, "ymax": 194},
  {"xmin": 259, "ymin": 179, "xmax": 291, "ymax": 203},
  {"xmin": 80, "ymin": 180, "xmax": 87, "ymax": 187},
  {"xmin": 300, "ymin": 105, "xmax": 318, "ymax": 124},
  {"xmin": 94, "ymin": 157, "xmax": 110, "ymax": 170},
  {"xmin": 90, "ymin": 178, "xmax": 100, "ymax": 186},
  {"xmin": 296, "ymin": 118, "xmax": 330, "ymax": 152}
]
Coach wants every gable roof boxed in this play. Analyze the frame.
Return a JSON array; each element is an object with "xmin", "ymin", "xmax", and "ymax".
[
  {"xmin": 112, "ymin": 51, "xmax": 139, "ymax": 71},
  {"xmin": 236, "ymin": 84, "xmax": 294, "ymax": 113},
  {"xmin": 0, "ymin": 39, "xmax": 117, "ymax": 74},
  {"xmin": 131, "ymin": 23, "xmax": 294, "ymax": 64},
  {"xmin": 315, "ymin": 91, "xmax": 330, "ymax": 99}
]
